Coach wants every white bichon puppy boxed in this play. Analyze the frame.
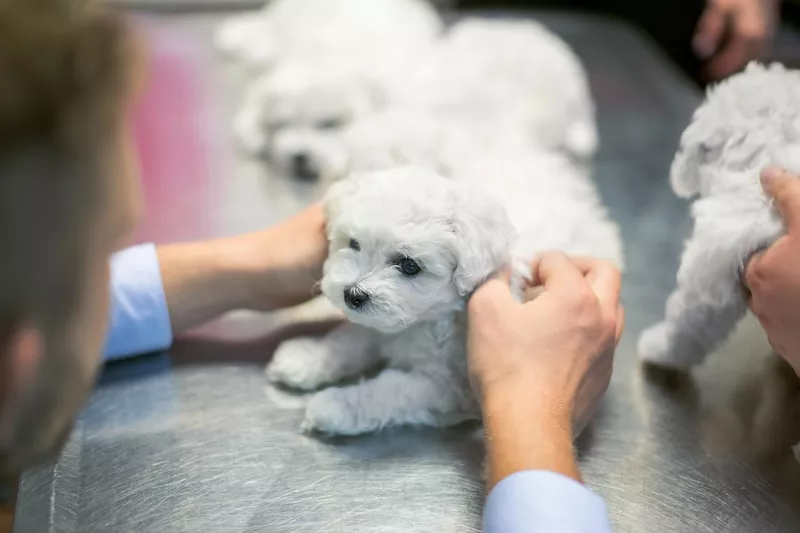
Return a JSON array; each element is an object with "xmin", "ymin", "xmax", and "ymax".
[
  {"xmin": 268, "ymin": 17, "xmax": 598, "ymax": 182},
  {"xmin": 267, "ymin": 161, "xmax": 622, "ymax": 436},
  {"xmin": 224, "ymin": 0, "xmax": 443, "ymax": 161},
  {"xmin": 265, "ymin": 109, "xmax": 500, "ymax": 183},
  {"xmin": 639, "ymin": 62, "xmax": 800, "ymax": 370}
]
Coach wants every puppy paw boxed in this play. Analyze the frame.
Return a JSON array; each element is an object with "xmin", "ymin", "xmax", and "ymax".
[
  {"xmin": 302, "ymin": 387, "xmax": 373, "ymax": 436},
  {"xmin": 266, "ymin": 338, "xmax": 332, "ymax": 391},
  {"xmin": 638, "ymin": 322, "xmax": 691, "ymax": 372}
]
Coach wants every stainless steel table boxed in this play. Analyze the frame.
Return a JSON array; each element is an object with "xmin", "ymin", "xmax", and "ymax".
[{"xmin": 15, "ymin": 10, "xmax": 800, "ymax": 533}]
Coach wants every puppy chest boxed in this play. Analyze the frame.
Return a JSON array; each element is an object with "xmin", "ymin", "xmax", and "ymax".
[{"xmin": 378, "ymin": 319, "xmax": 467, "ymax": 372}]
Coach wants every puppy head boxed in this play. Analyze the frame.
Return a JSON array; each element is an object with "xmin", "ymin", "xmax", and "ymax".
[
  {"xmin": 272, "ymin": 111, "xmax": 449, "ymax": 184},
  {"xmin": 271, "ymin": 127, "xmax": 349, "ymax": 183},
  {"xmin": 671, "ymin": 62, "xmax": 800, "ymax": 198},
  {"xmin": 256, "ymin": 63, "xmax": 385, "ymax": 177},
  {"xmin": 321, "ymin": 166, "xmax": 515, "ymax": 332}
]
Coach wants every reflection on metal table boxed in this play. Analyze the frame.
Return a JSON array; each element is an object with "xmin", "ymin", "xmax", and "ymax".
[{"xmin": 14, "ymin": 10, "xmax": 800, "ymax": 533}]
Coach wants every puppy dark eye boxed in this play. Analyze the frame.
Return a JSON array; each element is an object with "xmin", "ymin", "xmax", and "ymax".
[
  {"xmin": 399, "ymin": 258, "xmax": 421, "ymax": 276},
  {"xmin": 317, "ymin": 118, "xmax": 344, "ymax": 130},
  {"xmin": 349, "ymin": 239, "xmax": 360, "ymax": 251}
]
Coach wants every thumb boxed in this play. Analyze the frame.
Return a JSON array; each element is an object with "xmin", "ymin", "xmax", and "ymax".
[{"xmin": 761, "ymin": 167, "xmax": 800, "ymax": 231}]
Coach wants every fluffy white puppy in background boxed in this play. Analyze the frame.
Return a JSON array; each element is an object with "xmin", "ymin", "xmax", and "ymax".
[
  {"xmin": 266, "ymin": 158, "xmax": 623, "ymax": 435},
  {"xmin": 639, "ymin": 62, "xmax": 800, "ymax": 371},
  {"xmin": 267, "ymin": 17, "xmax": 598, "ymax": 182},
  {"xmin": 266, "ymin": 109, "xmax": 516, "ymax": 183},
  {"xmin": 223, "ymin": 0, "xmax": 443, "ymax": 162},
  {"xmin": 394, "ymin": 17, "xmax": 598, "ymax": 161}
]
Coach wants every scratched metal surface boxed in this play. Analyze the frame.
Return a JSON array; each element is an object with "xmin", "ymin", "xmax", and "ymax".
[{"xmin": 14, "ymin": 10, "xmax": 800, "ymax": 533}]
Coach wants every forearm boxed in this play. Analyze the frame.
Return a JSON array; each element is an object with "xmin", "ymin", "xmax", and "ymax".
[
  {"xmin": 482, "ymin": 386, "xmax": 579, "ymax": 490},
  {"xmin": 156, "ymin": 232, "xmax": 275, "ymax": 334}
]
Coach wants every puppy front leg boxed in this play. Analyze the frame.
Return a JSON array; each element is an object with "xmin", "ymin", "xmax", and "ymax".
[
  {"xmin": 303, "ymin": 369, "xmax": 473, "ymax": 436},
  {"xmin": 266, "ymin": 323, "xmax": 380, "ymax": 391},
  {"xmin": 638, "ymin": 236, "xmax": 748, "ymax": 370}
]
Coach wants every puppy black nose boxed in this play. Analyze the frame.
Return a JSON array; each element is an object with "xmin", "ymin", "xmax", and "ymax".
[
  {"xmin": 291, "ymin": 152, "xmax": 318, "ymax": 181},
  {"xmin": 343, "ymin": 286, "xmax": 369, "ymax": 309}
]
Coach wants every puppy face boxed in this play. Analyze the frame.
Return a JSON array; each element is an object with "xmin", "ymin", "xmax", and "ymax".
[
  {"xmin": 253, "ymin": 63, "xmax": 384, "ymax": 179},
  {"xmin": 321, "ymin": 166, "xmax": 515, "ymax": 332},
  {"xmin": 273, "ymin": 112, "xmax": 450, "ymax": 184}
]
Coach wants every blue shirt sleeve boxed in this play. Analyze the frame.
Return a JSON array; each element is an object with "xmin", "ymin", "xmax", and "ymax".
[
  {"xmin": 104, "ymin": 243, "xmax": 173, "ymax": 361},
  {"xmin": 484, "ymin": 470, "xmax": 611, "ymax": 533}
]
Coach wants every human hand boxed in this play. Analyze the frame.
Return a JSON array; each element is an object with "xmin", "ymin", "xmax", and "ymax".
[
  {"xmin": 467, "ymin": 252, "xmax": 624, "ymax": 435},
  {"xmin": 744, "ymin": 168, "xmax": 800, "ymax": 376},
  {"xmin": 693, "ymin": 0, "xmax": 780, "ymax": 82},
  {"xmin": 231, "ymin": 202, "xmax": 328, "ymax": 311}
]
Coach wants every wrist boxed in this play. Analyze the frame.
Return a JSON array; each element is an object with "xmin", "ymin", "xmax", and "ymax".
[
  {"xmin": 219, "ymin": 229, "xmax": 315, "ymax": 311},
  {"xmin": 481, "ymin": 382, "xmax": 579, "ymax": 489},
  {"xmin": 213, "ymin": 232, "xmax": 278, "ymax": 311}
]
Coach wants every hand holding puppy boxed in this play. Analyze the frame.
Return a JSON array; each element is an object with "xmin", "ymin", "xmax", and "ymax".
[
  {"xmin": 466, "ymin": 252, "xmax": 623, "ymax": 488},
  {"xmin": 745, "ymin": 168, "xmax": 800, "ymax": 375}
]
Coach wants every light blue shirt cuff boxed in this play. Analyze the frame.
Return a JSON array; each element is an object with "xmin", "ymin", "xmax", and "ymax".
[
  {"xmin": 484, "ymin": 470, "xmax": 611, "ymax": 533},
  {"xmin": 104, "ymin": 243, "xmax": 172, "ymax": 361}
]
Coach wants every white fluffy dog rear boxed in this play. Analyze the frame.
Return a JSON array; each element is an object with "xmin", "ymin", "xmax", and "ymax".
[
  {"xmin": 267, "ymin": 162, "xmax": 622, "ymax": 435},
  {"xmin": 267, "ymin": 17, "xmax": 598, "ymax": 182},
  {"xmin": 639, "ymin": 62, "xmax": 800, "ymax": 370}
]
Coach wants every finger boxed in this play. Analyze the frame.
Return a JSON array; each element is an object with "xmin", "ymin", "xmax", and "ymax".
[
  {"xmin": 615, "ymin": 304, "xmax": 625, "ymax": 345},
  {"xmin": 741, "ymin": 247, "xmax": 767, "ymax": 294},
  {"xmin": 529, "ymin": 252, "xmax": 599, "ymax": 285},
  {"xmin": 761, "ymin": 167, "xmax": 800, "ymax": 231},
  {"xmin": 565, "ymin": 256, "xmax": 622, "ymax": 314},
  {"xmin": 531, "ymin": 251, "xmax": 591, "ymax": 294},
  {"xmin": 693, "ymin": 5, "xmax": 726, "ymax": 59},
  {"xmin": 705, "ymin": 15, "xmax": 765, "ymax": 80}
]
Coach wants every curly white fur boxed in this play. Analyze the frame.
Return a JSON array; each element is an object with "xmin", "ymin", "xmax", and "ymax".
[
  {"xmin": 267, "ymin": 163, "xmax": 623, "ymax": 435},
  {"xmin": 220, "ymin": 0, "xmax": 443, "ymax": 161},
  {"xmin": 215, "ymin": 0, "xmax": 441, "ymax": 73},
  {"xmin": 228, "ymin": 13, "xmax": 597, "ymax": 178},
  {"xmin": 639, "ymin": 62, "xmax": 800, "ymax": 370}
]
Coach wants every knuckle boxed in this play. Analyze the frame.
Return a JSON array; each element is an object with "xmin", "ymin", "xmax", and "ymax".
[
  {"xmin": 745, "ymin": 259, "xmax": 768, "ymax": 291},
  {"xmin": 568, "ymin": 283, "xmax": 596, "ymax": 309},
  {"xmin": 603, "ymin": 315, "xmax": 618, "ymax": 338},
  {"xmin": 739, "ymin": 24, "xmax": 765, "ymax": 41}
]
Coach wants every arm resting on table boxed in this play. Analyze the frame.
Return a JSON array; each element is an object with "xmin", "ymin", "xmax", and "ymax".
[
  {"xmin": 104, "ymin": 243, "xmax": 172, "ymax": 360},
  {"xmin": 484, "ymin": 470, "xmax": 611, "ymax": 533}
]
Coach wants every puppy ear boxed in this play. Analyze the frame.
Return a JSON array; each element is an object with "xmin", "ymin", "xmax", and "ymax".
[
  {"xmin": 670, "ymin": 115, "xmax": 727, "ymax": 199},
  {"xmin": 350, "ymin": 75, "xmax": 387, "ymax": 117},
  {"xmin": 322, "ymin": 180, "xmax": 350, "ymax": 236},
  {"xmin": 322, "ymin": 173, "xmax": 366, "ymax": 235},
  {"xmin": 449, "ymin": 188, "xmax": 516, "ymax": 296}
]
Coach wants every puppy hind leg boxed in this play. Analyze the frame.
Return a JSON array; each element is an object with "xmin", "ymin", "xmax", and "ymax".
[
  {"xmin": 638, "ymin": 238, "xmax": 748, "ymax": 370},
  {"xmin": 266, "ymin": 323, "xmax": 380, "ymax": 391}
]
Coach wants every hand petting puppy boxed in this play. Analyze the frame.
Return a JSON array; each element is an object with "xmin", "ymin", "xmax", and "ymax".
[
  {"xmin": 745, "ymin": 168, "xmax": 800, "ymax": 376},
  {"xmin": 467, "ymin": 252, "xmax": 623, "ymax": 489}
]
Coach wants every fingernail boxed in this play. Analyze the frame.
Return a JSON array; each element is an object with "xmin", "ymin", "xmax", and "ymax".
[{"xmin": 761, "ymin": 166, "xmax": 784, "ymax": 184}]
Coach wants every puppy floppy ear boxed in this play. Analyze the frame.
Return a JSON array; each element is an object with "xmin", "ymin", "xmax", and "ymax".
[
  {"xmin": 670, "ymin": 113, "xmax": 728, "ymax": 199},
  {"xmin": 322, "ymin": 172, "xmax": 367, "ymax": 236},
  {"xmin": 449, "ymin": 188, "xmax": 516, "ymax": 296},
  {"xmin": 322, "ymin": 180, "xmax": 350, "ymax": 236}
]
